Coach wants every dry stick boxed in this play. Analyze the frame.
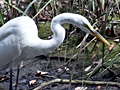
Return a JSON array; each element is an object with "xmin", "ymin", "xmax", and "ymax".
[
  {"xmin": 76, "ymin": 37, "xmax": 96, "ymax": 49},
  {"xmin": 46, "ymin": 54, "xmax": 51, "ymax": 69},
  {"xmin": 114, "ymin": 0, "xmax": 120, "ymax": 17},
  {"xmin": 64, "ymin": 37, "xmax": 96, "ymax": 66},
  {"xmin": 33, "ymin": 78, "xmax": 120, "ymax": 90},
  {"xmin": 69, "ymin": 33, "xmax": 89, "ymax": 89}
]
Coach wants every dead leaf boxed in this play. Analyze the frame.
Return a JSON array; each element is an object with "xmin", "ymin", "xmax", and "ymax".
[
  {"xmin": 35, "ymin": 70, "xmax": 49, "ymax": 76},
  {"xmin": 84, "ymin": 65, "xmax": 92, "ymax": 71},
  {"xmin": 0, "ymin": 75, "xmax": 9, "ymax": 82},
  {"xmin": 20, "ymin": 64, "xmax": 24, "ymax": 68},
  {"xmin": 64, "ymin": 67, "xmax": 69, "ymax": 71},
  {"xmin": 57, "ymin": 48, "xmax": 60, "ymax": 51},
  {"xmin": 93, "ymin": 59, "xmax": 102, "ymax": 64},
  {"xmin": 29, "ymin": 80, "xmax": 36, "ymax": 85},
  {"xmin": 39, "ymin": 13, "xmax": 43, "ymax": 18},
  {"xmin": 58, "ymin": 68, "xmax": 62, "ymax": 73},
  {"xmin": 114, "ymin": 39, "xmax": 119, "ymax": 43},
  {"xmin": 96, "ymin": 85, "xmax": 101, "ymax": 90},
  {"xmin": 109, "ymin": 44, "xmax": 115, "ymax": 51},
  {"xmin": 75, "ymin": 87, "xmax": 88, "ymax": 90},
  {"xmin": 91, "ymin": 54, "xmax": 97, "ymax": 58},
  {"xmin": 58, "ymin": 65, "xmax": 64, "ymax": 68}
]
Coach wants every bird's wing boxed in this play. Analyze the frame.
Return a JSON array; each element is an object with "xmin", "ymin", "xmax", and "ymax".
[
  {"xmin": 0, "ymin": 16, "xmax": 38, "ymax": 41},
  {"xmin": 0, "ymin": 33, "xmax": 21, "ymax": 67},
  {"xmin": 0, "ymin": 16, "xmax": 38, "ymax": 67},
  {"xmin": 0, "ymin": 18, "xmax": 22, "ymax": 67},
  {"xmin": 0, "ymin": 25, "xmax": 13, "ymax": 41}
]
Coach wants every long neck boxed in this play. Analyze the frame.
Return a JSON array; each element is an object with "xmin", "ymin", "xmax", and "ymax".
[
  {"xmin": 38, "ymin": 19, "xmax": 66, "ymax": 54},
  {"xmin": 36, "ymin": 13, "xmax": 90, "ymax": 55}
]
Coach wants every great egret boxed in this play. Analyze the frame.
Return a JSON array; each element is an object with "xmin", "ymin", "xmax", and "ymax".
[{"xmin": 0, "ymin": 13, "xmax": 110, "ymax": 90}]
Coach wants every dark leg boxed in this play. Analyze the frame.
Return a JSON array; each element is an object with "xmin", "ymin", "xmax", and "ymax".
[
  {"xmin": 15, "ymin": 61, "xmax": 23, "ymax": 90},
  {"xmin": 15, "ymin": 66, "xmax": 20, "ymax": 90},
  {"xmin": 9, "ymin": 68, "xmax": 12, "ymax": 90}
]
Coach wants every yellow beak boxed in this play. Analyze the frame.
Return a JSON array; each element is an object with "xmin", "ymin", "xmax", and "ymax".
[{"xmin": 91, "ymin": 30, "xmax": 110, "ymax": 46}]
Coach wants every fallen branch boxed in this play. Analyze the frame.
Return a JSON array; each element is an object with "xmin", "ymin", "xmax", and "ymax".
[{"xmin": 33, "ymin": 78, "xmax": 120, "ymax": 90}]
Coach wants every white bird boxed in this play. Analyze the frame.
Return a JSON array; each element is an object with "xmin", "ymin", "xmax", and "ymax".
[{"xmin": 0, "ymin": 13, "xmax": 110, "ymax": 90}]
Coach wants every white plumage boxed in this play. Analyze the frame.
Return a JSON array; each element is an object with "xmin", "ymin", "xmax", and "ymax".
[
  {"xmin": 0, "ymin": 13, "xmax": 110, "ymax": 89},
  {"xmin": 0, "ymin": 16, "xmax": 38, "ymax": 67},
  {"xmin": 0, "ymin": 13, "xmax": 110, "ymax": 68}
]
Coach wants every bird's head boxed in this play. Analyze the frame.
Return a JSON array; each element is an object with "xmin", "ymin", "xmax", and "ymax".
[{"xmin": 83, "ymin": 23, "xmax": 110, "ymax": 46}]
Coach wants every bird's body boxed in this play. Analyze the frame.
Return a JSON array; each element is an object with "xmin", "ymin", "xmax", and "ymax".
[
  {"xmin": 0, "ymin": 16, "xmax": 38, "ymax": 67},
  {"xmin": 0, "ymin": 13, "xmax": 110, "ymax": 89},
  {"xmin": 0, "ymin": 13, "xmax": 110, "ymax": 68},
  {"xmin": 0, "ymin": 14, "xmax": 88, "ymax": 68},
  {"xmin": 0, "ymin": 16, "xmax": 62, "ymax": 68}
]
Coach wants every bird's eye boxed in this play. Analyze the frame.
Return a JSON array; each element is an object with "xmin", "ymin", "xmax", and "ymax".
[{"xmin": 84, "ymin": 24, "xmax": 92, "ymax": 31}]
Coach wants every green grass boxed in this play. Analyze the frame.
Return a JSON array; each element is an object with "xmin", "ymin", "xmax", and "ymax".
[{"xmin": 38, "ymin": 21, "xmax": 52, "ymax": 39}]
